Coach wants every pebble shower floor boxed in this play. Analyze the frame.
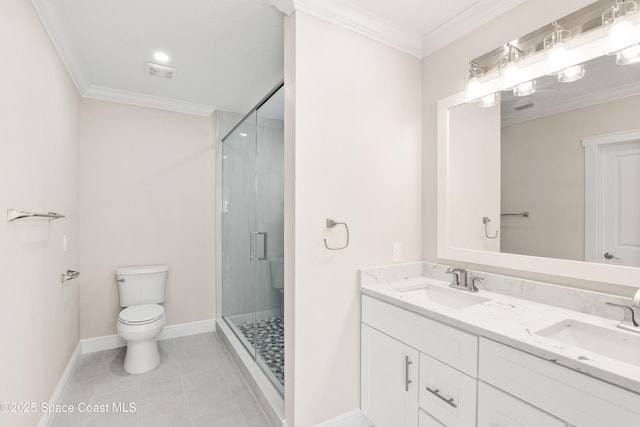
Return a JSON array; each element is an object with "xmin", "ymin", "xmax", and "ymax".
[{"xmin": 237, "ymin": 316, "xmax": 284, "ymax": 386}]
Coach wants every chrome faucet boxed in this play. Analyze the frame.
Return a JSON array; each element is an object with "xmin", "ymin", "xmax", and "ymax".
[
  {"xmin": 606, "ymin": 288, "xmax": 640, "ymax": 333},
  {"xmin": 446, "ymin": 268, "xmax": 483, "ymax": 293}
]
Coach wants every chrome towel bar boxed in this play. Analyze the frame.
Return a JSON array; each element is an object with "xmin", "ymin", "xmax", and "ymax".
[
  {"xmin": 501, "ymin": 211, "xmax": 529, "ymax": 217},
  {"xmin": 7, "ymin": 208, "xmax": 65, "ymax": 222}
]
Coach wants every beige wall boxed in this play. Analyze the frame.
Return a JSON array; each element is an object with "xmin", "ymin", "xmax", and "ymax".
[
  {"xmin": 0, "ymin": 1, "xmax": 81, "ymax": 426},
  {"xmin": 501, "ymin": 93, "xmax": 640, "ymax": 261},
  {"xmin": 286, "ymin": 12, "xmax": 423, "ymax": 426},
  {"xmin": 420, "ymin": 0, "xmax": 639, "ymax": 294},
  {"xmin": 78, "ymin": 99, "xmax": 215, "ymax": 338}
]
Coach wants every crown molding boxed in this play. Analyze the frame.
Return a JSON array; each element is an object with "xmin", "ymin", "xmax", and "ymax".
[
  {"xmin": 31, "ymin": 0, "xmax": 89, "ymax": 94},
  {"xmin": 294, "ymin": 0, "xmax": 423, "ymax": 57},
  {"xmin": 421, "ymin": 0, "xmax": 528, "ymax": 58},
  {"xmin": 84, "ymin": 86, "xmax": 216, "ymax": 117}
]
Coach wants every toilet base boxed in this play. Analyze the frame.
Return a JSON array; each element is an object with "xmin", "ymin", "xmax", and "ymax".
[{"xmin": 123, "ymin": 339, "xmax": 161, "ymax": 374}]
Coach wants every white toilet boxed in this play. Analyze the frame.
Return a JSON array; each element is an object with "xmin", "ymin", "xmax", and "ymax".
[{"xmin": 115, "ymin": 264, "xmax": 168, "ymax": 375}]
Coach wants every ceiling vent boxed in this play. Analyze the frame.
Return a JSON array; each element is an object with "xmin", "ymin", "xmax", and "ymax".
[
  {"xmin": 145, "ymin": 62, "xmax": 176, "ymax": 79},
  {"xmin": 514, "ymin": 103, "xmax": 534, "ymax": 111}
]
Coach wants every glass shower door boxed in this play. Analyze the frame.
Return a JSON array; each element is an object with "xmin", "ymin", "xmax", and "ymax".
[
  {"xmin": 221, "ymin": 84, "xmax": 284, "ymax": 394},
  {"xmin": 221, "ymin": 111, "xmax": 258, "ymax": 358}
]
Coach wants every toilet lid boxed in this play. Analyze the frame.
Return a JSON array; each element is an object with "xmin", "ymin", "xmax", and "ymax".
[{"xmin": 119, "ymin": 304, "xmax": 165, "ymax": 325}]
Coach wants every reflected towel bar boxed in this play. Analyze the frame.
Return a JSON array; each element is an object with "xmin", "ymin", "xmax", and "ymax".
[
  {"xmin": 7, "ymin": 209, "xmax": 66, "ymax": 222},
  {"xmin": 501, "ymin": 211, "xmax": 529, "ymax": 217}
]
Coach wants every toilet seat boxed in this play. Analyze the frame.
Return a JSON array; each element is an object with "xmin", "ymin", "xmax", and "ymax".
[{"xmin": 119, "ymin": 304, "xmax": 165, "ymax": 325}]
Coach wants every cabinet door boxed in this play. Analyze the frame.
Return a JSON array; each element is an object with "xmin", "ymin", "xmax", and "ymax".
[
  {"xmin": 362, "ymin": 324, "xmax": 419, "ymax": 427},
  {"xmin": 478, "ymin": 382, "xmax": 567, "ymax": 427}
]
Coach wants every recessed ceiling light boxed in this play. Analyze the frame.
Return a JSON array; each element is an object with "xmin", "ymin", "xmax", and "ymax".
[
  {"xmin": 240, "ymin": 133, "xmax": 248, "ymax": 137},
  {"xmin": 153, "ymin": 51, "xmax": 170, "ymax": 62}
]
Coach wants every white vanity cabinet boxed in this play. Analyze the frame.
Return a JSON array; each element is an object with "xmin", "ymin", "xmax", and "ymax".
[
  {"xmin": 361, "ymin": 295, "xmax": 478, "ymax": 427},
  {"xmin": 479, "ymin": 338, "xmax": 640, "ymax": 427}
]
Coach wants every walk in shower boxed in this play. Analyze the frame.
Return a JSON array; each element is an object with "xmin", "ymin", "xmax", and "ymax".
[{"xmin": 221, "ymin": 84, "xmax": 284, "ymax": 394}]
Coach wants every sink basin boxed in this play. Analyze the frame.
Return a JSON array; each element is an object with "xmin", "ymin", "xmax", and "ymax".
[
  {"xmin": 401, "ymin": 285, "xmax": 490, "ymax": 309},
  {"xmin": 536, "ymin": 319, "xmax": 640, "ymax": 367}
]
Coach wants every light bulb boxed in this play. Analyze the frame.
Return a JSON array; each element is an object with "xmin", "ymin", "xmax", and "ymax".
[
  {"xmin": 478, "ymin": 93, "xmax": 497, "ymax": 108},
  {"xmin": 607, "ymin": 19, "xmax": 635, "ymax": 53},
  {"xmin": 466, "ymin": 76, "xmax": 482, "ymax": 102},
  {"xmin": 546, "ymin": 43, "xmax": 569, "ymax": 74},
  {"xmin": 558, "ymin": 64, "xmax": 585, "ymax": 82},
  {"xmin": 502, "ymin": 62, "xmax": 520, "ymax": 89},
  {"xmin": 617, "ymin": 44, "xmax": 640, "ymax": 63},
  {"xmin": 153, "ymin": 51, "xmax": 170, "ymax": 62},
  {"xmin": 513, "ymin": 80, "xmax": 536, "ymax": 96}
]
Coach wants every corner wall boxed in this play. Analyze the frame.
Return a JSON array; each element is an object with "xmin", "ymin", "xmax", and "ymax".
[
  {"xmin": 78, "ymin": 99, "xmax": 215, "ymax": 339},
  {"xmin": 0, "ymin": 2, "xmax": 81, "ymax": 426},
  {"xmin": 285, "ymin": 12, "xmax": 423, "ymax": 426}
]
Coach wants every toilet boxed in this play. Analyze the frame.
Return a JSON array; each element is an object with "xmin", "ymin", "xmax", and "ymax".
[
  {"xmin": 115, "ymin": 264, "xmax": 168, "ymax": 374},
  {"xmin": 269, "ymin": 257, "xmax": 284, "ymax": 293}
]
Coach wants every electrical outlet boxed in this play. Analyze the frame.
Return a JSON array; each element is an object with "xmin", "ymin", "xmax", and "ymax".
[{"xmin": 392, "ymin": 243, "xmax": 401, "ymax": 262}]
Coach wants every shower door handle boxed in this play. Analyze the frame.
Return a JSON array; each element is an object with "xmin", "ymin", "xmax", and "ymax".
[{"xmin": 250, "ymin": 232, "xmax": 268, "ymax": 261}]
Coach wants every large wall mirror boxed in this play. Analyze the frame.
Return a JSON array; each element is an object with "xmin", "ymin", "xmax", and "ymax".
[{"xmin": 437, "ymin": 0, "xmax": 640, "ymax": 287}]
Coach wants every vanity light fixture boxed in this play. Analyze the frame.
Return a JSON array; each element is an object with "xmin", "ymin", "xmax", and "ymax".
[
  {"xmin": 501, "ymin": 44, "xmax": 524, "ymax": 90},
  {"xmin": 616, "ymin": 43, "xmax": 640, "ymax": 63},
  {"xmin": 602, "ymin": 0, "xmax": 640, "ymax": 54}
]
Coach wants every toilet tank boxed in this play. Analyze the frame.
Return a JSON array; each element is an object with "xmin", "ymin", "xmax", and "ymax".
[
  {"xmin": 269, "ymin": 257, "xmax": 284, "ymax": 290},
  {"xmin": 115, "ymin": 264, "xmax": 169, "ymax": 307}
]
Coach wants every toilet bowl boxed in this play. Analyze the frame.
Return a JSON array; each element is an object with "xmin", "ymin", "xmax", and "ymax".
[{"xmin": 115, "ymin": 265, "xmax": 168, "ymax": 374}]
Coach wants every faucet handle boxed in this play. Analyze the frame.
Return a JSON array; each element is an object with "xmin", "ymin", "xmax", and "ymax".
[
  {"xmin": 606, "ymin": 302, "xmax": 639, "ymax": 328},
  {"xmin": 469, "ymin": 276, "xmax": 484, "ymax": 291}
]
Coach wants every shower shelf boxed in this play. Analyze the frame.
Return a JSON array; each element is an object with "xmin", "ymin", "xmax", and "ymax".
[{"xmin": 7, "ymin": 208, "xmax": 66, "ymax": 222}]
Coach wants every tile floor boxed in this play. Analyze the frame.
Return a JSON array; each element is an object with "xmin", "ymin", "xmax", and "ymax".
[
  {"xmin": 237, "ymin": 316, "xmax": 284, "ymax": 386},
  {"xmin": 51, "ymin": 332, "xmax": 273, "ymax": 427}
]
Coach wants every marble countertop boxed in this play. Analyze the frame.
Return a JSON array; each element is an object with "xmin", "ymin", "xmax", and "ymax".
[{"xmin": 361, "ymin": 276, "xmax": 640, "ymax": 395}]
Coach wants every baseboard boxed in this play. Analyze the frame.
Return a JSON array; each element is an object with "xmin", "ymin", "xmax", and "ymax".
[
  {"xmin": 81, "ymin": 318, "xmax": 216, "ymax": 354},
  {"xmin": 37, "ymin": 343, "xmax": 81, "ymax": 427},
  {"xmin": 313, "ymin": 410, "xmax": 372, "ymax": 427}
]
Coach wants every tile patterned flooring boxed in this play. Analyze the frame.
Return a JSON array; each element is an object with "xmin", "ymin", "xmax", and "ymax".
[
  {"xmin": 237, "ymin": 317, "xmax": 284, "ymax": 386},
  {"xmin": 51, "ymin": 333, "xmax": 273, "ymax": 427}
]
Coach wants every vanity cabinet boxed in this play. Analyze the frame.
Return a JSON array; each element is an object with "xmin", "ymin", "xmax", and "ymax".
[
  {"xmin": 361, "ymin": 295, "xmax": 478, "ymax": 427},
  {"xmin": 479, "ymin": 338, "xmax": 640, "ymax": 427}
]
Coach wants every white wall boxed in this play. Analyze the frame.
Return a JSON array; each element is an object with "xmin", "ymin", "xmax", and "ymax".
[
  {"xmin": 421, "ymin": 0, "xmax": 638, "ymax": 294},
  {"xmin": 285, "ymin": 12, "xmax": 423, "ymax": 426},
  {"xmin": 449, "ymin": 102, "xmax": 501, "ymax": 251},
  {"xmin": 501, "ymin": 93, "xmax": 640, "ymax": 261},
  {"xmin": 0, "ymin": 2, "xmax": 80, "ymax": 426},
  {"xmin": 78, "ymin": 99, "xmax": 215, "ymax": 338}
]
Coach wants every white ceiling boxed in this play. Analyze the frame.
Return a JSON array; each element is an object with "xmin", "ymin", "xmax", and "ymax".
[{"xmin": 32, "ymin": 0, "xmax": 525, "ymax": 116}]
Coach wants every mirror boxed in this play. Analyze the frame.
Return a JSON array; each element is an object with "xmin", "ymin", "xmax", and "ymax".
[{"xmin": 437, "ymin": 2, "xmax": 640, "ymax": 286}]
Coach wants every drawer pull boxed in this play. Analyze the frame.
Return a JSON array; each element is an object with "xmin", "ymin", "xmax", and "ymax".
[
  {"xmin": 405, "ymin": 356, "xmax": 413, "ymax": 391},
  {"xmin": 426, "ymin": 386, "xmax": 458, "ymax": 408}
]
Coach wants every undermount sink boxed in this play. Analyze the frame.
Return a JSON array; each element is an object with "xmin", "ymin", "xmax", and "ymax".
[
  {"xmin": 536, "ymin": 319, "xmax": 640, "ymax": 367},
  {"xmin": 394, "ymin": 279, "xmax": 490, "ymax": 309}
]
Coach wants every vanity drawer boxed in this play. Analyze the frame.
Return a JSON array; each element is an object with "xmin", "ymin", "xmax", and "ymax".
[
  {"xmin": 362, "ymin": 295, "xmax": 478, "ymax": 376},
  {"xmin": 418, "ymin": 409, "xmax": 444, "ymax": 427},
  {"xmin": 418, "ymin": 353, "xmax": 477, "ymax": 427},
  {"xmin": 479, "ymin": 338, "xmax": 640, "ymax": 427},
  {"xmin": 478, "ymin": 381, "xmax": 567, "ymax": 427}
]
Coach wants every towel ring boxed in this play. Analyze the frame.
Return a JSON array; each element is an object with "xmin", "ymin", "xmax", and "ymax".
[
  {"xmin": 324, "ymin": 218, "xmax": 349, "ymax": 250},
  {"xmin": 482, "ymin": 216, "xmax": 498, "ymax": 239}
]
